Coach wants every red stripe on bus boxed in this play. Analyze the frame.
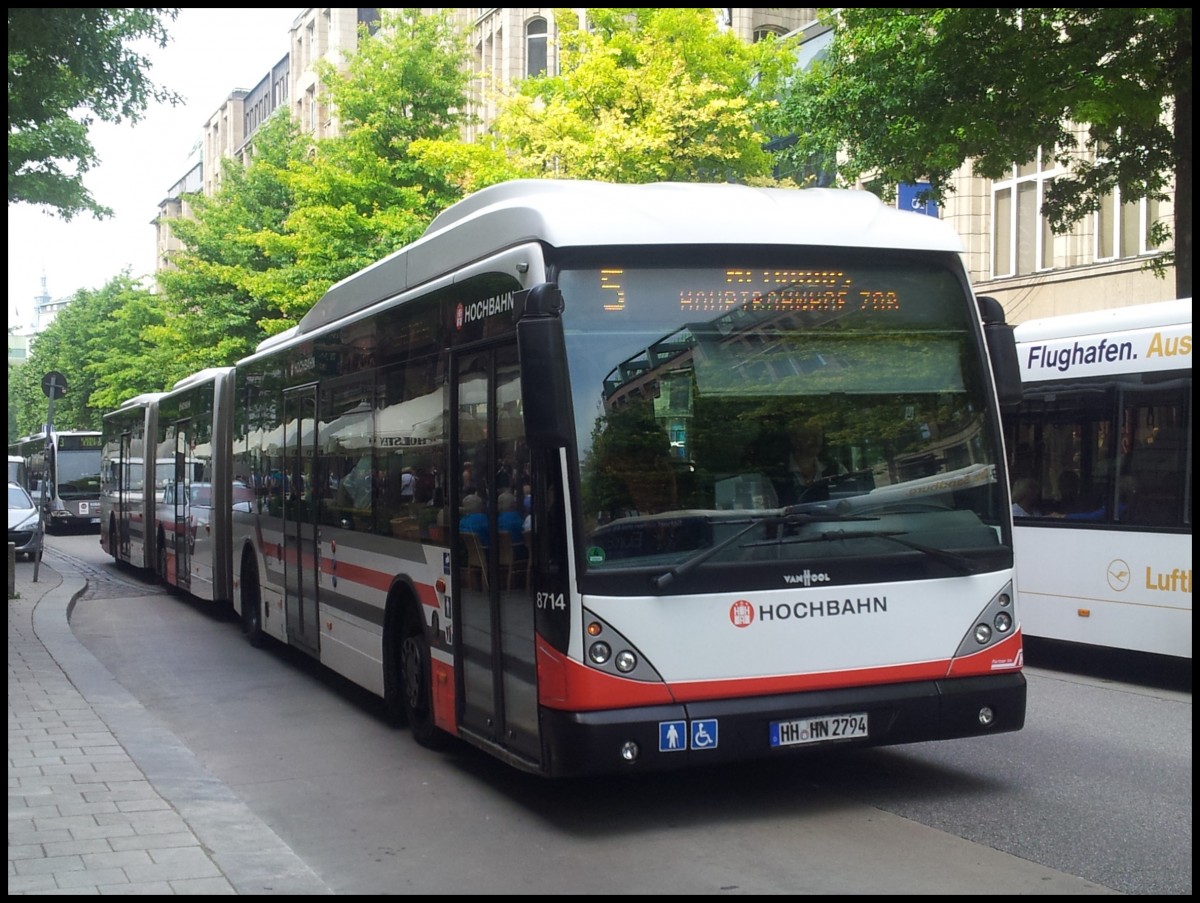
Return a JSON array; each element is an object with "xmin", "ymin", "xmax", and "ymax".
[{"xmin": 537, "ymin": 631, "xmax": 1024, "ymax": 711}]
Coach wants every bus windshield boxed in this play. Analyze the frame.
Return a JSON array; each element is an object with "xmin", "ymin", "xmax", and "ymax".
[
  {"xmin": 557, "ymin": 256, "xmax": 1006, "ymax": 574},
  {"xmin": 56, "ymin": 449, "xmax": 103, "ymax": 498}
]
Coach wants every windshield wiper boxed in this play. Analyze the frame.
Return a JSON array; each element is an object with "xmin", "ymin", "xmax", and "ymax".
[
  {"xmin": 811, "ymin": 529, "xmax": 981, "ymax": 575},
  {"xmin": 648, "ymin": 509, "xmax": 877, "ymax": 592}
]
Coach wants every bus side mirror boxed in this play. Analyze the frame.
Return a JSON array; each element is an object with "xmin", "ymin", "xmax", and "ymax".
[
  {"xmin": 978, "ymin": 295, "xmax": 1023, "ymax": 409},
  {"xmin": 516, "ymin": 284, "xmax": 575, "ymax": 448}
]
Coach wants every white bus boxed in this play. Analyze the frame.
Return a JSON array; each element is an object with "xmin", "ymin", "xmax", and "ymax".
[
  {"xmin": 1006, "ymin": 298, "xmax": 1192, "ymax": 659},
  {"xmin": 101, "ymin": 393, "xmax": 162, "ymax": 570},
  {"xmin": 111, "ymin": 180, "xmax": 1028, "ymax": 776},
  {"xmin": 101, "ymin": 370, "xmax": 243, "ymax": 602},
  {"xmin": 10, "ymin": 430, "xmax": 103, "ymax": 532}
]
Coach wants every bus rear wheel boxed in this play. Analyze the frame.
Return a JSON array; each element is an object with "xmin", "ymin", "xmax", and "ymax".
[{"xmin": 240, "ymin": 556, "xmax": 264, "ymax": 648}]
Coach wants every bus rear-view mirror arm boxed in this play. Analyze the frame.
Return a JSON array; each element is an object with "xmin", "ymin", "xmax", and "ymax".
[{"xmin": 978, "ymin": 295, "xmax": 1023, "ymax": 410}]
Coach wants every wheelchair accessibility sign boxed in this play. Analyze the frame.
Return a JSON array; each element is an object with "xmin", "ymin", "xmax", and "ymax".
[{"xmin": 659, "ymin": 719, "xmax": 719, "ymax": 752}]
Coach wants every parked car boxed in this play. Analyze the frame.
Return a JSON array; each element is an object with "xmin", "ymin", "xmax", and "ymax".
[{"xmin": 8, "ymin": 480, "xmax": 42, "ymax": 561}]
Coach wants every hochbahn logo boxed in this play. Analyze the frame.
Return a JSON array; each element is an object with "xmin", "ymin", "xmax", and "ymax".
[
  {"xmin": 730, "ymin": 597, "xmax": 888, "ymax": 628},
  {"xmin": 456, "ymin": 292, "xmax": 515, "ymax": 330}
]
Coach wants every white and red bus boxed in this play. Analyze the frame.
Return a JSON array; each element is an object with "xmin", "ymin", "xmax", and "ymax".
[
  {"xmin": 1005, "ymin": 298, "xmax": 1192, "ymax": 659},
  {"xmin": 108, "ymin": 180, "xmax": 1028, "ymax": 776},
  {"xmin": 101, "ymin": 369, "xmax": 244, "ymax": 602},
  {"xmin": 101, "ymin": 393, "xmax": 162, "ymax": 570}
]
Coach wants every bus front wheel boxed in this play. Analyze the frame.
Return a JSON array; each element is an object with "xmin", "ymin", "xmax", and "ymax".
[{"xmin": 400, "ymin": 608, "xmax": 450, "ymax": 750}]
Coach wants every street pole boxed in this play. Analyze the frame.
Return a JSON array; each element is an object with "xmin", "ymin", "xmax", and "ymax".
[{"xmin": 32, "ymin": 371, "xmax": 67, "ymax": 583}]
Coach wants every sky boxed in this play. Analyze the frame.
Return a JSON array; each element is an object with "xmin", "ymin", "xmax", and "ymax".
[{"xmin": 8, "ymin": 8, "xmax": 302, "ymax": 329}]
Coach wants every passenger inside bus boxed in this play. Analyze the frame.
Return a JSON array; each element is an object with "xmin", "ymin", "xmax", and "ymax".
[
  {"xmin": 459, "ymin": 492, "xmax": 488, "ymax": 543},
  {"xmin": 496, "ymin": 491, "xmax": 527, "ymax": 560},
  {"xmin": 1011, "ymin": 477, "xmax": 1043, "ymax": 517}
]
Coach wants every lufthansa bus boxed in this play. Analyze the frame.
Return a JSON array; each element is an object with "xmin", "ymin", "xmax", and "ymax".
[{"xmin": 1005, "ymin": 298, "xmax": 1191, "ymax": 659}]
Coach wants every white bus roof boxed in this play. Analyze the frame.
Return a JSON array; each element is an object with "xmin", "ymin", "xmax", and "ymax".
[
  {"xmin": 168, "ymin": 366, "xmax": 234, "ymax": 393},
  {"xmin": 295, "ymin": 179, "xmax": 964, "ymax": 338},
  {"xmin": 1014, "ymin": 298, "xmax": 1192, "ymax": 343},
  {"xmin": 109, "ymin": 392, "xmax": 165, "ymax": 413}
]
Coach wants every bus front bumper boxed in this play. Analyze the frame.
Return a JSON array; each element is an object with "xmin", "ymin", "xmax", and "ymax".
[{"xmin": 539, "ymin": 672, "xmax": 1026, "ymax": 777}]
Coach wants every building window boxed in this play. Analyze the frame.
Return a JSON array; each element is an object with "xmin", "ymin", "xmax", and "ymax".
[
  {"xmin": 1097, "ymin": 189, "xmax": 1162, "ymax": 260},
  {"xmin": 526, "ymin": 17, "xmax": 548, "ymax": 78},
  {"xmin": 358, "ymin": 8, "xmax": 380, "ymax": 36},
  {"xmin": 991, "ymin": 148, "xmax": 1058, "ymax": 278}
]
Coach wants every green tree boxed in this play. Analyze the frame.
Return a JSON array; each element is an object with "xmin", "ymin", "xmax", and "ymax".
[
  {"xmin": 8, "ymin": 8, "xmax": 181, "ymax": 219},
  {"xmin": 11, "ymin": 274, "xmax": 165, "ymax": 434},
  {"xmin": 157, "ymin": 112, "xmax": 308, "ymax": 367},
  {"xmin": 276, "ymin": 8, "xmax": 483, "ymax": 309},
  {"xmin": 770, "ymin": 8, "xmax": 1191, "ymax": 298},
  {"xmin": 490, "ymin": 7, "xmax": 796, "ymax": 183},
  {"xmin": 159, "ymin": 9, "xmax": 515, "ymax": 350}
]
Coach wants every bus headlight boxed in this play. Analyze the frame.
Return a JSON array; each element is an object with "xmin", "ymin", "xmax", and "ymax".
[
  {"xmin": 994, "ymin": 612, "xmax": 1013, "ymax": 633},
  {"xmin": 588, "ymin": 641, "xmax": 611, "ymax": 664},
  {"xmin": 974, "ymin": 623, "xmax": 992, "ymax": 644},
  {"xmin": 615, "ymin": 650, "xmax": 637, "ymax": 673}
]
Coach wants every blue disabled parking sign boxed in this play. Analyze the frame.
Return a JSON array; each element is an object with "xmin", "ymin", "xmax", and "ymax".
[{"xmin": 691, "ymin": 719, "xmax": 718, "ymax": 750}]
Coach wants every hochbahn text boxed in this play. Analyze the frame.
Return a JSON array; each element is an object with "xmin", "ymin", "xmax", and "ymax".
[{"xmin": 101, "ymin": 180, "xmax": 1027, "ymax": 776}]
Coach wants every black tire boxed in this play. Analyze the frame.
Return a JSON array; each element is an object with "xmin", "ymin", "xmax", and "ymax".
[
  {"xmin": 383, "ymin": 605, "xmax": 409, "ymax": 727},
  {"xmin": 241, "ymin": 557, "xmax": 265, "ymax": 648},
  {"xmin": 156, "ymin": 534, "xmax": 167, "ymax": 583},
  {"xmin": 400, "ymin": 607, "xmax": 451, "ymax": 749}
]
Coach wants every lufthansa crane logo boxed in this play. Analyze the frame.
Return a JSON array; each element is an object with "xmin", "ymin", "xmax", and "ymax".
[{"xmin": 1106, "ymin": 559, "xmax": 1131, "ymax": 592}]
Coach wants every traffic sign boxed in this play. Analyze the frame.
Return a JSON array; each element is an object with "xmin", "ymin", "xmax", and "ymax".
[{"xmin": 41, "ymin": 371, "xmax": 68, "ymax": 399}]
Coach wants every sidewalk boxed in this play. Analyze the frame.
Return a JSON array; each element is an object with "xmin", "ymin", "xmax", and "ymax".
[{"xmin": 8, "ymin": 547, "xmax": 331, "ymax": 895}]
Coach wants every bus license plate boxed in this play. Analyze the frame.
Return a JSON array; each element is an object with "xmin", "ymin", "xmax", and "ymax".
[{"xmin": 770, "ymin": 712, "xmax": 868, "ymax": 747}]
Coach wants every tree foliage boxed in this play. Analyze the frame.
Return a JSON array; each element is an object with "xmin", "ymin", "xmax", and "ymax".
[
  {"xmin": 489, "ymin": 7, "xmax": 796, "ymax": 182},
  {"xmin": 157, "ymin": 7, "xmax": 504, "ymax": 360},
  {"xmin": 10, "ymin": 274, "xmax": 166, "ymax": 435},
  {"xmin": 769, "ymin": 8, "xmax": 1191, "ymax": 297},
  {"xmin": 8, "ymin": 8, "xmax": 182, "ymax": 219},
  {"xmin": 156, "ymin": 112, "xmax": 308, "ymax": 365}
]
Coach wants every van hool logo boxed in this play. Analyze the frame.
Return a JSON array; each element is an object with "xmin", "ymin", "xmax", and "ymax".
[{"xmin": 784, "ymin": 568, "xmax": 830, "ymax": 587}]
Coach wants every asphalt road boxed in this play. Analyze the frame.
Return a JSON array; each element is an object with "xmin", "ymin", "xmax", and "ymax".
[{"xmin": 58, "ymin": 531, "xmax": 1191, "ymax": 895}]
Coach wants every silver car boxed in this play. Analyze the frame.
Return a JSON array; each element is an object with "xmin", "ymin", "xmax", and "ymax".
[{"xmin": 8, "ymin": 481, "xmax": 42, "ymax": 561}]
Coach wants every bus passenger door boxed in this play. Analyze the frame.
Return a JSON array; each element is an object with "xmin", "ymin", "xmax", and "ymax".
[
  {"xmin": 173, "ymin": 421, "xmax": 191, "ymax": 589},
  {"xmin": 453, "ymin": 343, "xmax": 541, "ymax": 766},
  {"xmin": 117, "ymin": 432, "xmax": 133, "ymax": 560},
  {"xmin": 283, "ymin": 387, "xmax": 321, "ymax": 655}
]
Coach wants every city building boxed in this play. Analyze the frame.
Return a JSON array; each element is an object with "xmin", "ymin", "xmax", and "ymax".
[{"xmin": 154, "ymin": 7, "xmax": 1178, "ymax": 322}]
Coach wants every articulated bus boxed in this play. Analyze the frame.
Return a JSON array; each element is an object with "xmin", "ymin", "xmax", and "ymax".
[
  {"xmin": 1005, "ymin": 298, "xmax": 1192, "ymax": 659},
  {"xmin": 101, "ymin": 393, "xmax": 162, "ymax": 570},
  {"xmin": 101, "ymin": 369, "xmax": 240, "ymax": 601},
  {"xmin": 10, "ymin": 430, "xmax": 103, "ymax": 532},
  {"xmin": 104, "ymin": 180, "xmax": 1027, "ymax": 776}
]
